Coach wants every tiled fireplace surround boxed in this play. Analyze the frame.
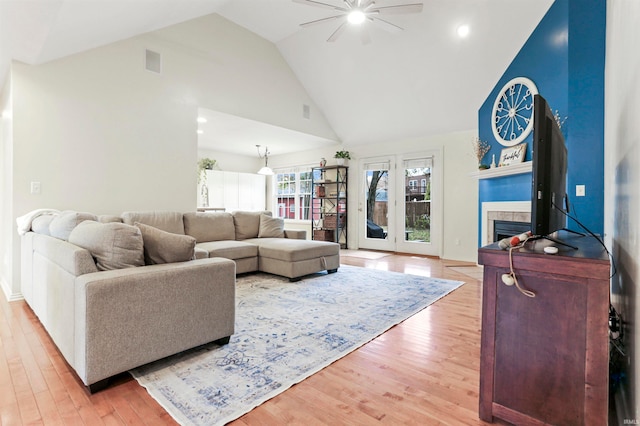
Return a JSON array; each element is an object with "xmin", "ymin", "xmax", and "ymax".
[{"xmin": 481, "ymin": 201, "xmax": 531, "ymax": 246}]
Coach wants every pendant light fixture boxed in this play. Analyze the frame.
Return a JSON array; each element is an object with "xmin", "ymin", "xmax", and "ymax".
[{"xmin": 256, "ymin": 145, "xmax": 274, "ymax": 175}]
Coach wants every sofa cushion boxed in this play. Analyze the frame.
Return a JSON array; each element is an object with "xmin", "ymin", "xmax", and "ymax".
[
  {"xmin": 232, "ymin": 211, "xmax": 271, "ymax": 240},
  {"xmin": 195, "ymin": 240, "xmax": 258, "ymax": 260},
  {"xmin": 31, "ymin": 214, "xmax": 56, "ymax": 235},
  {"xmin": 50, "ymin": 211, "xmax": 98, "ymax": 240},
  {"xmin": 134, "ymin": 222, "xmax": 196, "ymax": 265},
  {"xmin": 246, "ymin": 238, "xmax": 340, "ymax": 262},
  {"xmin": 122, "ymin": 211, "xmax": 185, "ymax": 234},
  {"xmin": 183, "ymin": 212, "xmax": 235, "ymax": 242},
  {"xmin": 258, "ymin": 214, "xmax": 284, "ymax": 238},
  {"xmin": 68, "ymin": 221, "xmax": 144, "ymax": 271}
]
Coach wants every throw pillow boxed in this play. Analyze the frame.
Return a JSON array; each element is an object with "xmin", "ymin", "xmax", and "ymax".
[
  {"xmin": 49, "ymin": 210, "xmax": 98, "ymax": 240},
  {"xmin": 68, "ymin": 221, "xmax": 144, "ymax": 271},
  {"xmin": 31, "ymin": 214, "xmax": 56, "ymax": 235},
  {"xmin": 258, "ymin": 214, "xmax": 285, "ymax": 238},
  {"xmin": 233, "ymin": 210, "xmax": 272, "ymax": 240},
  {"xmin": 134, "ymin": 222, "xmax": 196, "ymax": 265}
]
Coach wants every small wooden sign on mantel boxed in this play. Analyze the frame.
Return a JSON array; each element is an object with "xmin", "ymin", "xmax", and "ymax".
[{"xmin": 498, "ymin": 143, "xmax": 527, "ymax": 167}]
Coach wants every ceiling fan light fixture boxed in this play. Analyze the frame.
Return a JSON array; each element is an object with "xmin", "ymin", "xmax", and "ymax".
[
  {"xmin": 457, "ymin": 24, "xmax": 470, "ymax": 38},
  {"xmin": 348, "ymin": 10, "xmax": 366, "ymax": 25}
]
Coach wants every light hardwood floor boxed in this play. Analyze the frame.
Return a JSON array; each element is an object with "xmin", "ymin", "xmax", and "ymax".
[{"xmin": 0, "ymin": 253, "xmax": 496, "ymax": 425}]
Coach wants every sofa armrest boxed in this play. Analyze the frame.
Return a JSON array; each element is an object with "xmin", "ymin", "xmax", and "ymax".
[
  {"xmin": 284, "ymin": 229, "xmax": 306, "ymax": 240},
  {"xmin": 32, "ymin": 232, "xmax": 98, "ymax": 276},
  {"xmin": 194, "ymin": 246, "xmax": 208, "ymax": 259},
  {"xmin": 74, "ymin": 257, "xmax": 236, "ymax": 385}
]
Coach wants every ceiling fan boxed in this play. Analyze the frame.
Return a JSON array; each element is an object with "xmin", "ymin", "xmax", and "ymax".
[{"xmin": 293, "ymin": 0, "xmax": 424, "ymax": 43}]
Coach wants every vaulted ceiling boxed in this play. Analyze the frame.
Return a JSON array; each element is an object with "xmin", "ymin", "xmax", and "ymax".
[{"xmin": 0, "ymin": 0, "xmax": 554, "ymax": 152}]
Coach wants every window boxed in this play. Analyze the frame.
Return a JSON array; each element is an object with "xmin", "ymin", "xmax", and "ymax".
[{"xmin": 274, "ymin": 167, "xmax": 313, "ymax": 220}]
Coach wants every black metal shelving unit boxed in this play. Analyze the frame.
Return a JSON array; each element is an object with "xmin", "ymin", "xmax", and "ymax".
[{"xmin": 311, "ymin": 165, "xmax": 348, "ymax": 248}]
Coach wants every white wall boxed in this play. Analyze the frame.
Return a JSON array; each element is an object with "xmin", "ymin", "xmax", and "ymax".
[
  {"xmin": 0, "ymin": 71, "xmax": 15, "ymax": 299},
  {"xmin": 268, "ymin": 130, "xmax": 479, "ymax": 263},
  {"xmin": 2, "ymin": 13, "xmax": 337, "ymax": 297},
  {"xmin": 197, "ymin": 148, "xmax": 261, "ymax": 174},
  {"xmin": 605, "ymin": 0, "xmax": 640, "ymax": 419}
]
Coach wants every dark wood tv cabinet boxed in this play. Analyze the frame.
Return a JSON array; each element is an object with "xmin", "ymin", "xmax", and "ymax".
[{"xmin": 478, "ymin": 231, "xmax": 610, "ymax": 425}]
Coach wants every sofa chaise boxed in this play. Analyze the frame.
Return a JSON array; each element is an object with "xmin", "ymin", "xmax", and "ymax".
[{"xmin": 18, "ymin": 209, "xmax": 340, "ymax": 391}]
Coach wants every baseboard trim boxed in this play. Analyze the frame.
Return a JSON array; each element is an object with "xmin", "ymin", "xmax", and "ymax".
[{"xmin": 1, "ymin": 277, "xmax": 24, "ymax": 302}]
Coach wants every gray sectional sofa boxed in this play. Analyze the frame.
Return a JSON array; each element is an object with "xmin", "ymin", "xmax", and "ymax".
[{"xmin": 19, "ymin": 209, "xmax": 340, "ymax": 391}]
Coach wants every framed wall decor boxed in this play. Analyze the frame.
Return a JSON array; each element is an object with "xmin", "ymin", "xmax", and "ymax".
[{"xmin": 499, "ymin": 143, "xmax": 527, "ymax": 167}]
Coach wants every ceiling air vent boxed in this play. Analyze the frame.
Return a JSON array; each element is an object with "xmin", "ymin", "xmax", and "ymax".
[{"xmin": 145, "ymin": 49, "xmax": 162, "ymax": 74}]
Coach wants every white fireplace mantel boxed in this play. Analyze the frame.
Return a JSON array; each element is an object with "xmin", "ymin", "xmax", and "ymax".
[{"xmin": 470, "ymin": 161, "xmax": 532, "ymax": 180}]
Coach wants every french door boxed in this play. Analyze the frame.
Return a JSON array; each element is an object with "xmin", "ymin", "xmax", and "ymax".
[
  {"xmin": 358, "ymin": 157, "xmax": 396, "ymax": 251},
  {"xmin": 358, "ymin": 152, "xmax": 441, "ymax": 256}
]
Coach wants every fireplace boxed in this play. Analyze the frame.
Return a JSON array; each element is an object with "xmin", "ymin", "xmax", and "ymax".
[
  {"xmin": 493, "ymin": 220, "xmax": 531, "ymax": 242},
  {"xmin": 481, "ymin": 201, "xmax": 531, "ymax": 246}
]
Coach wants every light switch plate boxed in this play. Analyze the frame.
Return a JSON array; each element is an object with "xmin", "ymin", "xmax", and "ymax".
[
  {"xmin": 576, "ymin": 185, "xmax": 586, "ymax": 197},
  {"xmin": 31, "ymin": 181, "xmax": 41, "ymax": 194}
]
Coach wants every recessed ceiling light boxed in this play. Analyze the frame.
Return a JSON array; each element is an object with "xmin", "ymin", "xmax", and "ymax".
[
  {"xmin": 348, "ymin": 10, "xmax": 366, "ymax": 25},
  {"xmin": 197, "ymin": 129, "xmax": 204, "ymax": 135},
  {"xmin": 457, "ymin": 25, "xmax": 470, "ymax": 38},
  {"xmin": 197, "ymin": 117, "xmax": 207, "ymax": 123}
]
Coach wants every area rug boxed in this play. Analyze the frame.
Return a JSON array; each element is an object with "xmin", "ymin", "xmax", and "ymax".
[{"xmin": 131, "ymin": 265, "xmax": 464, "ymax": 426}]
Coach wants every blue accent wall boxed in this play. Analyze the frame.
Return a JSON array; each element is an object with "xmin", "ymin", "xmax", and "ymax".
[{"xmin": 477, "ymin": 0, "xmax": 605, "ymax": 245}]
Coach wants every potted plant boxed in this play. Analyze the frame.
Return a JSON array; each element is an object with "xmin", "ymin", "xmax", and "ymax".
[
  {"xmin": 197, "ymin": 157, "xmax": 216, "ymax": 207},
  {"xmin": 334, "ymin": 150, "xmax": 351, "ymax": 166},
  {"xmin": 197, "ymin": 157, "xmax": 216, "ymax": 183},
  {"xmin": 471, "ymin": 137, "xmax": 490, "ymax": 170}
]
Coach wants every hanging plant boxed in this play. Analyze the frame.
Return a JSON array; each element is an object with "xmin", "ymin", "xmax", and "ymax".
[{"xmin": 197, "ymin": 158, "xmax": 216, "ymax": 183}]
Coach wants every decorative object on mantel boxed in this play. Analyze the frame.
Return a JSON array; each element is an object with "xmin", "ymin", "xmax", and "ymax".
[
  {"xmin": 490, "ymin": 154, "xmax": 497, "ymax": 169},
  {"xmin": 334, "ymin": 149, "xmax": 351, "ymax": 166},
  {"xmin": 498, "ymin": 142, "xmax": 527, "ymax": 167},
  {"xmin": 472, "ymin": 137, "xmax": 491, "ymax": 169},
  {"xmin": 491, "ymin": 76, "xmax": 538, "ymax": 147},
  {"xmin": 553, "ymin": 110, "xmax": 568, "ymax": 136}
]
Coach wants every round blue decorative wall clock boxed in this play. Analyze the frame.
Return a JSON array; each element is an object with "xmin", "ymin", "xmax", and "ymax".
[{"xmin": 491, "ymin": 77, "xmax": 538, "ymax": 146}]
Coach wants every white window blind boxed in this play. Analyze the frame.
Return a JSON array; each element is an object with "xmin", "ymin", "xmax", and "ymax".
[
  {"xmin": 363, "ymin": 160, "xmax": 391, "ymax": 171},
  {"xmin": 403, "ymin": 157, "xmax": 433, "ymax": 169}
]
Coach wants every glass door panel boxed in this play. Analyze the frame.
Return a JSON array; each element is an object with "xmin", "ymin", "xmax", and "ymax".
[
  {"xmin": 396, "ymin": 154, "xmax": 440, "ymax": 256},
  {"xmin": 358, "ymin": 157, "xmax": 395, "ymax": 251}
]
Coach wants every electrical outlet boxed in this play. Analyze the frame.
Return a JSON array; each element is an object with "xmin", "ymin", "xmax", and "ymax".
[
  {"xmin": 576, "ymin": 185, "xmax": 586, "ymax": 197},
  {"xmin": 30, "ymin": 181, "xmax": 41, "ymax": 194}
]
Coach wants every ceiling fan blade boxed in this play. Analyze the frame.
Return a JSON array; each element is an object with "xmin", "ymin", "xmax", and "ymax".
[
  {"xmin": 370, "ymin": 17, "xmax": 404, "ymax": 33},
  {"xmin": 327, "ymin": 22, "xmax": 348, "ymax": 42},
  {"xmin": 362, "ymin": 0, "xmax": 376, "ymax": 11},
  {"xmin": 300, "ymin": 15, "xmax": 343, "ymax": 27},
  {"xmin": 293, "ymin": 0, "xmax": 348, "ymax": 12},
  {"xmin": 372, "ymin": 3, "xmax": 424, "ymax": 14}
]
